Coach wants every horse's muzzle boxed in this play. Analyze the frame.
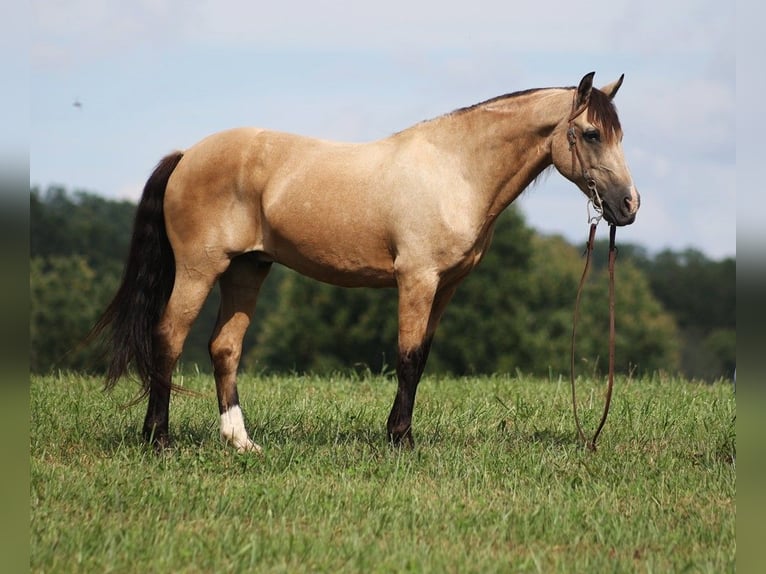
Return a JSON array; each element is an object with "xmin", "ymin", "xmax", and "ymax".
[{"xmin": 604, "ymin": 189, "xmax": 640, "ymax": 226}]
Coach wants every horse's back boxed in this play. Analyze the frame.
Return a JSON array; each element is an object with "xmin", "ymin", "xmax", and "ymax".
[{"xmin": 163, "ymin": 127, "xmax": 400, "ymax": 286}]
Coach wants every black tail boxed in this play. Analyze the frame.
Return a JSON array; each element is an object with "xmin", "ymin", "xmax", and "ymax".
[{"xmin": 91, "ymin": 152, "xmax": 184, "ymax": 394}]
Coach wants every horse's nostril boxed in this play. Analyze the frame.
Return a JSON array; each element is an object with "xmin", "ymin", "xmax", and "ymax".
[{"xmin": 623, "ymin": 196, "xmax": 632, "ymax": 208}]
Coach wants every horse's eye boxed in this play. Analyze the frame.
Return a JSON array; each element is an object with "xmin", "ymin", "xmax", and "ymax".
[{"xmin": 583, "ymin": 129, "xmax": 601, "ymax": 143}]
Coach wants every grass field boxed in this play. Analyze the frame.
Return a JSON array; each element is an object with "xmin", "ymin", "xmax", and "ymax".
[{"xmin": 30, "ymin": 372, "xmax": 735, "ymax": 573}]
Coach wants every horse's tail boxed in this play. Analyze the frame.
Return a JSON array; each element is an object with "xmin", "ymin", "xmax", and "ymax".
[{"xmin": 91, "ymin": 151, "xmax": 184, "ymax": 394}]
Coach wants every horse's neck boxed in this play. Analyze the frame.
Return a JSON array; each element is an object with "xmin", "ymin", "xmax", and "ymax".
[{"xmin": 431, "ymin": 89, "xmax": 570, "ymax": 218}]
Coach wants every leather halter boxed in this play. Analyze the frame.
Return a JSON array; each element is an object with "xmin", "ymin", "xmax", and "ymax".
[{"xmin": 567, "ymin": 95, "xmax": 604, "ymax": 216}]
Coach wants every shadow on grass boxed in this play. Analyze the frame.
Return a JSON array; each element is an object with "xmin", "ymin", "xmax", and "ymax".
[
  {"xmin": 94, "ymin": 420, "xmax": 393, "ymax": 456},
  {"xmin": 93, "ymin": 415, "xmax": 584, "ymax": 456},
  {"xmin": 93, "ymin": 420, "xmax": 217, "ymax": 455},
  {"xmin": 97, "ymin": 427, "xmax": 589, "ymax": 457},
  {"xmin": 528, "ymin": 428, "xmax": 579, "ymax": 446}
]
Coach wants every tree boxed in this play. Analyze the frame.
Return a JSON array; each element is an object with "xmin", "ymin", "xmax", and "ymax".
[
  {"xmin": 30, "ymin": 256, "xmax": 119, "ymax": 373},
  {"xmin": 432, "ymin": 225, "xmax": 679, "ymax": 377},
  {"xmin": 577, "ymin": 262, "xmax": 680, "ymax": 376},
  {"xmin": 246, "ymin": 269, "xmax": 398, "ymax": 374},
  {"xmin": 604, "ymin": 244, "xmax": 736, "ymax": 380},
  {"xmin": 30, "ymin": 186, "xmax": 136, "ymax": 271}
]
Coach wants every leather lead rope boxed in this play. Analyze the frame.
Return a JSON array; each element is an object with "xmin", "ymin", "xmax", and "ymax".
[
  {"xmin": 570, "ymin": 222, "xmax": 617, "ymax": 451},
  {"xmin": 567, "ymin": 86, "xmax": 617, "ymax": 451}
]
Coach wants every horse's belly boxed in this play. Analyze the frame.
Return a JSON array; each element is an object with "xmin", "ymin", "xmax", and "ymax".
[
  {"xmin": 267, "ymin": 229, "xmax": 396, "ymax": 288},
  {"xmin": 275, "ymin": 252, "xmax": 397, "ymax": 288}
]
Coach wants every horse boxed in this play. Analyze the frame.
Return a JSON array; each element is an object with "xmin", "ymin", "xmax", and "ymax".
[{"xmin": 93, "ymin": 71, "xmax": 640, "ymax": 452}]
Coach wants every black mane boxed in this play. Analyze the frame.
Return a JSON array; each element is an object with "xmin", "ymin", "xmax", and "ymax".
[
  {"xmin": 452, "ymin": 85, "xmax": 622, "ymax": 142},
  {"xmin": 452, "ymin": 87, "xmax": 556, "ymax": 114}
]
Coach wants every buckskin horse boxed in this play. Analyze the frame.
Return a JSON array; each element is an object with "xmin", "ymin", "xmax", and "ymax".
[{"xmin": 93, "ymin": 72, "xmax": 640, "ymax": 452}]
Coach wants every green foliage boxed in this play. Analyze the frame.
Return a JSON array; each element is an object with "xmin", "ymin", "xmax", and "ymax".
[
  {"xmin": 578, "ymin": 262, "xmax": 681, "ymax": 376},
  {"xmin": 249, "ymin": 270, "xmax": 398, "ymax": 373},
  {"xmin": 30, "ymin": 186, "xmax": 135, "ymax": 270},
  {"xmin": 29, "ymin": 256, "xmax": 118, "ymax": 373},
  {"xmin": 30, "ymin": 373, "xmax": 736, "ymax": 573},
  {"xmin": 645, "ymin": 249, "xmax": 735, "ymax": 332},
  {"xmin": 30, "ymin": 186, "xmax": 135, "ymax": 373},
  {"xmin": 645, "ymin": 250, "xmax": 735, "ymax": 380},
  {"xmin": 592, "ymin": 241, "xmax": 736, "ymax": 380}
]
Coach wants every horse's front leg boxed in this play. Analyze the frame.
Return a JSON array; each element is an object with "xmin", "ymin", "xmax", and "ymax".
[
  {"xmin": 387, "ymin": 337, "xmax": 433, "ymax": 447},
  {"xmin": 387, "ymin": 273, "xmax": 457, "ymax": 447},
  {"xmin": 210, "ymin": 258, "xmax": 271, "ymax": 453}
]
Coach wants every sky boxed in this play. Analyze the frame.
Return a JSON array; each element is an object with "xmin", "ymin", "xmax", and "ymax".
[{"xmin": 28, "ymin": 0, "xmax": 735, "ymax": 259}]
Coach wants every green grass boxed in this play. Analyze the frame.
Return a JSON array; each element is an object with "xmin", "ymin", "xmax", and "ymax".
[{"xmin": 30, "ymin": 372, "xmax": 735, "ymax": 573}]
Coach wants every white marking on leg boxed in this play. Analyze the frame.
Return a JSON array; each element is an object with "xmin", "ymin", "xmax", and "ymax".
[{"xmin": 220, "ymin": 405, "xmax": 262, "ymax": 453}]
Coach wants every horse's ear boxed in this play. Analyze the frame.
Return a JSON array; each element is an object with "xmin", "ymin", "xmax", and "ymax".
[
  {"xmin": 575, "ymin": 72, "xmax": 596, "ymax": 109},
  {"xmin": 600, "ymin": 74, "xmax": 625, "ymax": 100}
]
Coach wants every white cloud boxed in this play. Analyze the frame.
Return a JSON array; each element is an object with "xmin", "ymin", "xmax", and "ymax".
[
  {"xmin": 187, "ymin": 1, "xmax": 612, "ymax": 51},
  {"xmin": 33, "ymin": 0, "xmax": 733, "ymax": 68},
  {"xmin": 625, "ymin": 75, "xmax": 734, "ymax": 163},
  {"xmin": 610, "ymin": 0, "xmax": 734, "ymax": 54},
  {"xmin": 31, "ymin": 0, "xmax": 187, "ymax": 68}
]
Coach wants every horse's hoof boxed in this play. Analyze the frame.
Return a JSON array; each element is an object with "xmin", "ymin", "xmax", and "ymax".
[
  {"xmin": 143, "ymin": 426, "xmax": 171, "ymax": 451},
  {"xmin": 234, "ymin": 439, "xmax": 263, "ymax": 455},
  {"xmin": 388, "ymin": 430, "xmax": 415, "ymax": 449},
  {"xmin": 147, "ymin": 433, "xmax": 171, "ymax": 452},
  {"xmin": 221, "ymin": 430, "xmax": 263, "ymax": 454}
]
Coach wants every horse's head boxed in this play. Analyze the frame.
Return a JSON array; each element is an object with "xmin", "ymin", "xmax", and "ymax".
[{"xmin": 551, "ymin": 72, "xmax": 640, "ymax": 226}]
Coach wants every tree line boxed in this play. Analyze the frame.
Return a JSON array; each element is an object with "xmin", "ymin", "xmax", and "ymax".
[{"xmin": 30, "ymin": 186, "xmax": 735, "ymax": 381}]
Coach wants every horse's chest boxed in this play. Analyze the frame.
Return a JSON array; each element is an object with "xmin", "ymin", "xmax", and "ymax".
[{"xmin": 433, "ymin": 225, "xmax": 494, "ymax": 282}]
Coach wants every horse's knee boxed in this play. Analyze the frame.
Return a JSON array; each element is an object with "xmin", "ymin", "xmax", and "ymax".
[{"xmin": 209, "ymin": 338, "xmax": 241, "ymax": 373}]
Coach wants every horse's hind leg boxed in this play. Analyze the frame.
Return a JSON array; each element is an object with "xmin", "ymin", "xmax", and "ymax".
[
  {"xmin": 145, "ymin": 268, "xmax": 220, "ymax": 447},
  {"xmin": 209, "ymin": 255, "xmax": 272, "ymax": 452}
]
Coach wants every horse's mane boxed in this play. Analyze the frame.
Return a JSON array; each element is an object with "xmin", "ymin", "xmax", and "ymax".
[
  {"xmin": 451, "ymin": 85, "xmax": 622, "ymax": 143},
  {"xmin": 451, "ymin": 87, "xmax": 553, "ymax": 114}
]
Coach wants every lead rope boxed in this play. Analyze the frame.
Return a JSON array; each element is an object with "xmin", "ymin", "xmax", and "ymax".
[
  {"xmin": 567, "ymin": 87, "xmax": 618, "ymax": 451},
  {"xmin": 570, "ymin": 221, "xmax": 617, "ymax": 451}
]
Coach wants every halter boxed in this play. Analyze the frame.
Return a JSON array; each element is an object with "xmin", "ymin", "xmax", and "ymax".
[
  {"xmin": 567, "ymin": 94, "xmax": 604, "ymax": 219},
  {"xmin": 567, "ymin": 90, "xmax": 618, "ymax": 452}
]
